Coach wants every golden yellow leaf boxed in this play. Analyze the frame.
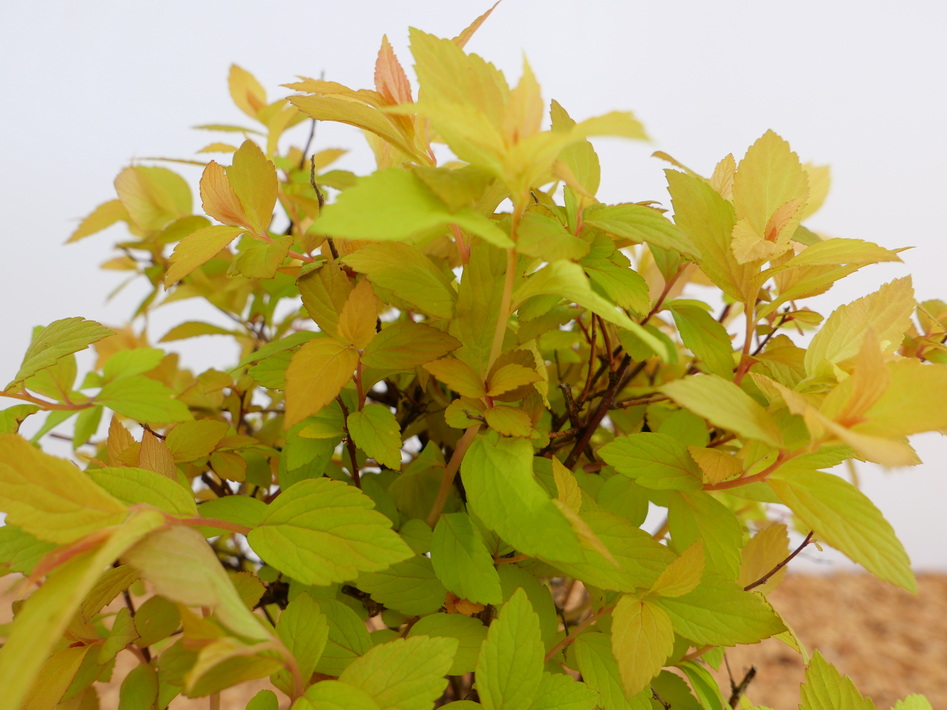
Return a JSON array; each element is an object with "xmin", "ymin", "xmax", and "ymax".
[
  {"xmin": 424, "ymin": 358, "xmax": 486, "ymax": 398},
  {"xmin": 227, "ymin": 140, "xmax": 278, "ymax": 235},
  {"xmin": 709, "ymin": 153, "xmax": 735, "ymax": 200},
  {"xmin": 138, "ymin": 429, "xmax": 177, "ymax": 480},
  {"xmin": 649, "ymin": 542, "xmax": 705, "ymax": 598},
  {"xmin": 611, "ymin": 597, "xmax": 674, "ymax": 697},
  {"xmin": 551, "ymin": 456, "xmax": 582, "ymax": 513},
  {"xmin": 687, "ymin": 446, "xmax": 743, "ymax": 485},
  {"xmin": 298, "ymin": 263, "xmax": 353, "ymax": 337},
  {"xmin": 228, "ymin": 64, "xmax": 267, "ymax": 121},
  {"xmin": 285, "ymin": 337, "xmax": 358, "ymax": 427},
  {"xmin": 337, "ymin": 279, "xmax": 379, "ymax": 350},
  {"xmin": 107, "ymin": 415, "xmax": 135, "ymax": 466},
  {"xmin": 738, "ymin": 524, "xmax": 790, "ymax": 592}
]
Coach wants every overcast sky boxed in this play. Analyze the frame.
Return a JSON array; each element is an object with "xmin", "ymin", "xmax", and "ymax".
[{"xmin": 2, "ymin": 1, "xmax": 946, "ymax": 570}]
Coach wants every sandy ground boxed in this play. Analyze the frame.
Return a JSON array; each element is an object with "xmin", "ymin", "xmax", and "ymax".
[{"xmin": 3, "ymin": 573, "xmax": 945, "ymax": 709}]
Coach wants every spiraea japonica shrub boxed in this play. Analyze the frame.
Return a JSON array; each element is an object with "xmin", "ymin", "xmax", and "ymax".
[{"xmin": 0, "ymin": 6, "xmax": 943, "ymax": 709}]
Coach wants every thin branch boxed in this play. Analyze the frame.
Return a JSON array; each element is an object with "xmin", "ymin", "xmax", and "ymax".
[
  {"xmin": 336, "ymin": 396, "xmax": 361, "ymax": 488},
  {"xmin": 426, "ymin": 425, "xmax": 480, "ymax": 528},
  {"xmin": 744, "ymin": 531, "xmax": 814, "ymax": 591}
]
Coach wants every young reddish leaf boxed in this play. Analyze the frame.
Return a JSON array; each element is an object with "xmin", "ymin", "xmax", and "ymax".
[
  {"xmin": 347, "ymin": 403, "xmax": 402, "ymax": 470},
  {"xmin": 374, "ymin": 35, "xmax": 413, "ymax": 105},
  {"xmin": 227, "ymin": 139, "xmax": 278, "ymax": 235},
  {"xmin": 200, "ymin": 160, "xmax": 246, "ymax": 226},
  {"xmin": 338, "ymin": 278, "xmax": 379, "ymax": 350},
  {"xmin": 6, "ymin": 317, "xmax": 113, "ymax": 392},
  {"xmin": 768, "ymin": 467, "xmax": 915, "ymax": 592},
  {"xmin": 452, "ymin": 1, "xmax": 500, "ymax": 48},
  {"xmin": 611, "ymin": 596, "xmax": 675, "ymax": 697},
  {"xmin": 475, "ymin": 588, "xmax": 543, "ymax": 710},
  {"xmin": 424, "ymin": 357, "xmax": 486, "ymax": 398},
  {"xmin": 137, "ymin": 428, "xmax": 177, "ymax": 479},
  {"xmin": 661, "ymin": 374, "xmax": 783, "ymax": 448},
  {"xmin": 284, "ymin": 337, "xmax": 358, "ymax": 427},
  {"xmin": 361, "ymin": 321, "xmax": 460, "ymax": 371},
  {"xmin": 339, "ymin": 636, "xmax": 457, "ymax": 710},
  {"xmin": 113, "ymin": 166, "xmax": 192, "ymax": 233},
  {"xmin": 247, "ymin": 477, "xmax": 413, "ymax": 586},
  {"xmin": 0, "ymin": 433, "xmax": 128, "ymax": 543},
  {"xmin": 228, "ymin": 64, "xmax": 267, "ymax": 120},
  {"xmin": 165, "ymin": 224, "xmax": 245, "ymax": 286},
  {"xmin": 431, "ymin": 512, "xmax": 503, "ymax": 605}
]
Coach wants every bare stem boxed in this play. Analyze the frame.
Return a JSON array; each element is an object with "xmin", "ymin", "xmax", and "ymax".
[{"xmin": 426, "ymin": 425, "xmax": 480, "ymax": 528}]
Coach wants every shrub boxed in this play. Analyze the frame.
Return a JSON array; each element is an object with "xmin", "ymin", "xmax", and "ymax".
[{"xmin": 0, "ymin": 7, "xmax": 942, "ymax": 709}]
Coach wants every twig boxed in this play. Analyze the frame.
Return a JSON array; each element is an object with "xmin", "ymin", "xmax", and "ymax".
[
  {"xmin": 336, "ymin": 396, "xmax": 361, "ymax": 488},
  {"xmin": 744, "ymin": 531, "xmax": 814, "ymax": 591},
  {"xmin": 728, "ymin": 666, "xmax": 757, "ymax": 707}
]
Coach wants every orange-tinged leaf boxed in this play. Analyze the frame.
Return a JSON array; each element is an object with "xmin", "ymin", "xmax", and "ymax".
[
  {"xmin": 649, "ymin": 542, "xmax": 704, "ymax": 598},
  {"xmin": 338, "ymin": 279, "xmax": 379, "ymax": 350},
  {"xmin": 229, "ymin": 64, "xmax": 267, "ymax": 120},
  {"xmin": 486, "ymin": 362, "xmax": 540, "ymax": 397},
  {"xmin": 424, "ymin": 358, "xmax": 485, "ymax": 398},
  {"xmin": 165, "ymin": 225, "xmax": 245, "ymax": 286},
  {"xmin": 0, "ymin": 433, "xmax": 128, "ymax": 544},
  {"xmin": 138, "ymin": 428, "xmax": 177, "ymax": 479},
  {"xmin": 452, "ymin": 1, "xmax": 500, "ymax": 48},
  {"xmin": 107, "ymin": 415, "xmax": 135, "ymax": 466},
  {"xmin": 611, "ymin": 596, "xmax": 674, "ymax": 697},
  {"xmin": 285, "ymin": 337, "xmax": 358, "ymax": 427},
  {"xmin": 374, "ymin": 35, "xmax": 413, "ymax": 105},
  {"xmin": 227, "ymin": 139, "xmax": 278, "ymax": 234},
  {"xmin": 709, "ymin": 154, "xmax": 735, "ymax": 200},
  {"xmin": 200, "ymin": 160, "xmax": 246, "ymax": 226}
]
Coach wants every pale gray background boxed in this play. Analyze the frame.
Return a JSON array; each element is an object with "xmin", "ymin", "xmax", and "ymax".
[{"xmin": 2, "ymin": 1, "xmax": 945, "ymax": 570}]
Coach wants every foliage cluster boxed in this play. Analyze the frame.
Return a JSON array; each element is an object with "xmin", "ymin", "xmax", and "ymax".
[{"xmin": 1, "ymin": 7, "xmax": 944, "ymax": 709}]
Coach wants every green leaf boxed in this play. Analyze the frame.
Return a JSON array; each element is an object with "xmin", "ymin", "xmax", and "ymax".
[
  {"xmin": 661, "ymin": 374, "xmax": 782, "ymax": 447},
  {"xmin": 651, "ymin": 575, "xmax": 785, "ymax": 646},
  {"xmin": 516, "ymin": 211, "xmax": 589, "ymax": 261},
  {"xmin": 276, "ymin": 592, "xmax": 329, "ymax": 687},
  {"xmin": 431, "ymin": 512, "xmax": 503, "ymax": 605},
  {"xmin": 669, "ymin": 303, "xmax": 735, "ymax": 377},
  {"xmin": 339, "ymin": 636, "xmax": 457, "ymax": 710},
  {"xmin": 665, "ymin": 170, "xmax": 752, "ymax": 303},
  {"xmin": 799, "ymin": 651, "xmax": 876, "ymax": 710},
  {"xmin": 348, "ymin": 404, "xmax": 403, "ymax": 471},
  {"xmin": 461, "ymin": 435, "xmax": 583, "ymax": 563},
  {"xmin": 197, "ymin": 496, "xmax": 266, "ymax": 531},
  {"xmin": 512, "ymin": 261, "xmax": 669, "ymax": 360},
  {"xmin": 165, "ymin": 225, "xmax": 246, "ymax": 285},
  {"xmin": 599, "ymin": 432, "xmax": 703, "ymax": 490},
  {"xmin": 247, "ymin": 690, "xmax": 281, "ymax": 710},
  {"xmin": 317, "ymin": 168, "xmax": 511, "ymax": 247},
  {"xmin": 573, "ymin": 632, "xmax": 651, "ymax": 710},
  {"xmin": 584, "ymin": 203, "xmax": 700, "ymax": 258},
  {"xmin": 0, "ymin": 404, "xmax": 40, "ymax": 435},
  {"xmin": 113, "ymin": 165, "xmax": 191, "ymax": 232},
  {"xmin": 553, "ymin": 511, "xmax": 675, "ymax": 592},
  {"xmin": 118, "ymin": 662, "xmax": 159, "ymax": 710},
  {"xmin": 356, "ymin": 555, "xmax": 448, "ymax": 616},
  {"xmin": 361, "ymin": 322, "xmax": 460, "ymax": 371},
  {"xmin": 581, "ymin": 256, "xmax": 650, "ymax": 316},
  {"xmin": 0, "ymin": 525, "xmax": 57, "ymax": 574},
  {"xmin": 342, "ymin": 242, "xmax": 458, "ymax": 320},
  {"xmin": 475, "ymin": 588, "xmax": 544, "ymax": 710},
  {"xmin": 668, "ymin": 491, "xmax": 743, "ymax": 579},
  {"xmin": 528, "ymin": 672, "xmax": 599, "ymax": 710},
  {"xmin": 102, "ymin": 348, "xmax": 165, "ymax": 382},
  {"xmin": 159, "ymin": 320, "xmax": 236, "ymax": 342},
  {"xmin": 300, "ymin": 680, "xmax": 381, "ymax": 710},
  {"xmin": 97, "ymin": 375, "xmax": 193, "ymax": 423},
  {"xmin": 6, "ymin": 317, "xmax": 114, "ymax": 391},
  {"xmin": 0, "ymin": 433, "xmax": 128, "ymax": 543},
  {"xmin": 86, "ymin": 467, "xmax": 196, "ymax": 516},
  {"xmin": 248, "ymin": 477, "xmax": 413, "ymax": 586},
  {"xmin": 407, "ymin": 613, "xmax": 488, "ymax": 676},
  {"xmin": 611, "ymin": 597, "xmax": 675, "ymax": 696},
  {"xmin": 768, "ymin": 467, "xmax": 914, "ymax": 592},
  {"xmin": 891, "ymin": 696, "xmax": 934, "ymax": 710},
  {"xmin": 316, "ymin": 598, "xmax": 373, "ymax": 676}
]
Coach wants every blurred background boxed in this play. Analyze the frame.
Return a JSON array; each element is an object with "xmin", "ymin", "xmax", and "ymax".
[{"xmin": 2, "ymin": 1, "xmax": 945, "ymax": 570}]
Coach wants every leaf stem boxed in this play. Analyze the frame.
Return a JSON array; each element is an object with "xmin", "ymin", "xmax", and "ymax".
[
  {"xmin": 744, "ymin": 530, "xmax": 814, "ymax": 591},
  {"xmin": 426, "ymin": 425, "xmax": 480, "ymax": 528},
  {"xmin": 543, "ymin": 604, "xmax": 612, "ymax": 663}
]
